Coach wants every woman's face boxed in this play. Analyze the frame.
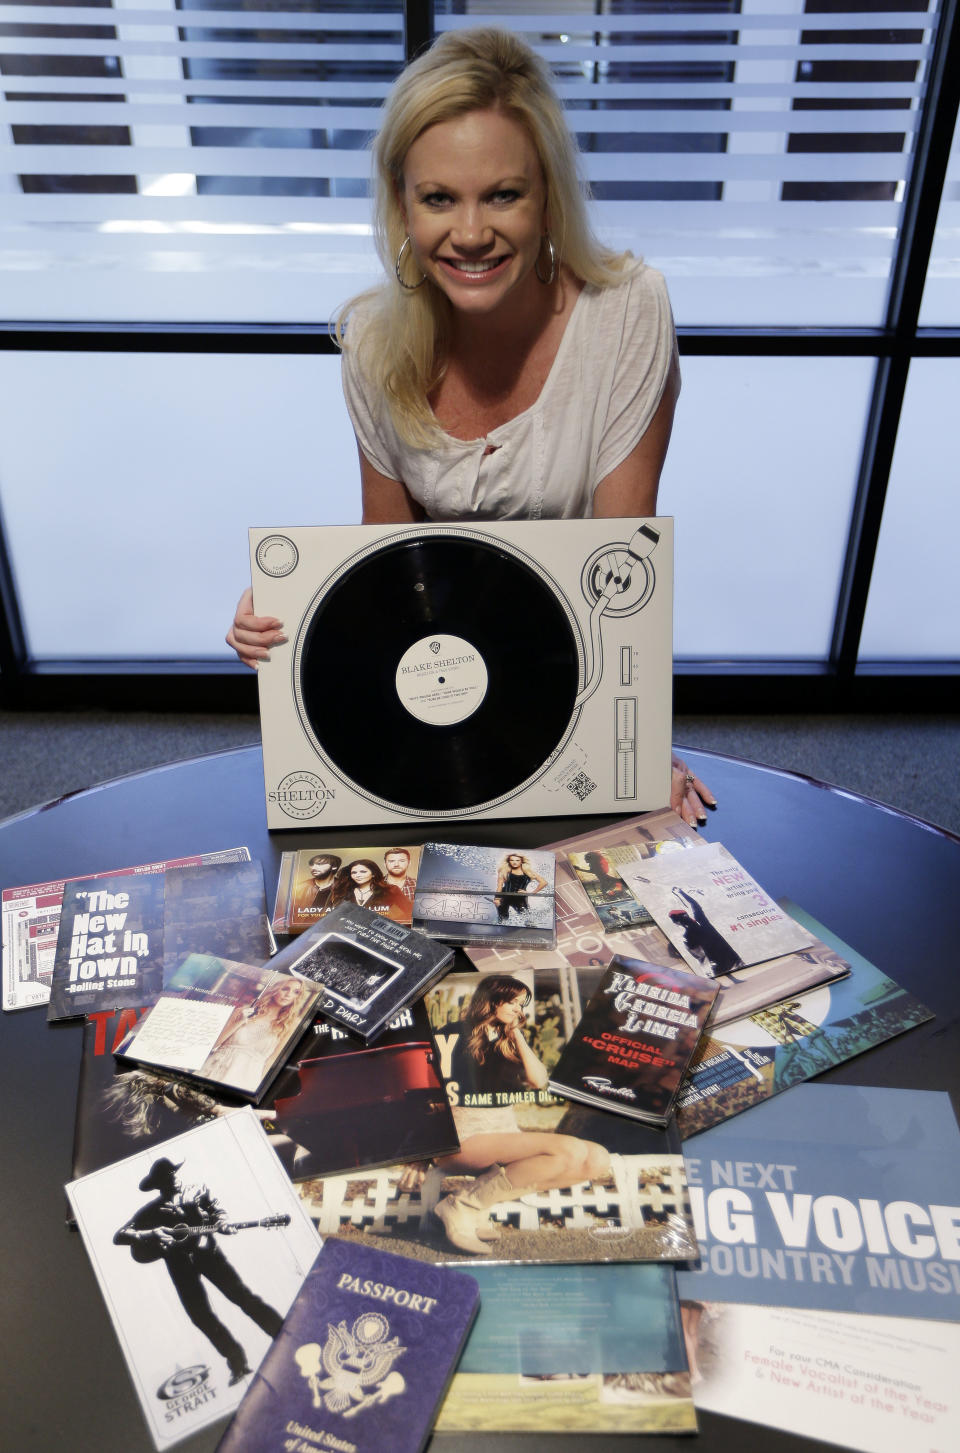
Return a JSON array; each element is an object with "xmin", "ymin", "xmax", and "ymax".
[
  {"xmin": 351, "ymin": 863, "xmax": 374, "ymax": 887},
  {"xmin": 273, "ymin": 981, "xmax": 299, "ymax": 1008},
  {"xmin": 507, "ymin": 854, "xmax": 522, "ymax": 868},
  {"xmin": 493, "ymin": 992, "xmax": 526, "ymax": 1028},
  {"xmin": 399, "ymin": 107, "xmax": 547, "ymax": 321}
]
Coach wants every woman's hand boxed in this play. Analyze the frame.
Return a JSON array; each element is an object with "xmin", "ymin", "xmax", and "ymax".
[
  {"xmin": 226, "ymin": 586, "xmax": 287, "ymax": 669},
  {"xmin": 671, "ymin": 753, "xmax": 716, "ymax": 827}
]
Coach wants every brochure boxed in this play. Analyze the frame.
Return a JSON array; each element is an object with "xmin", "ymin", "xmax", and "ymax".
[
  {"xmin": 620, "ymin": 841, "xmax": 816, "ymax": 977},
  {"xmin": 2, "ymin": 846, "xmax": 252, "ymax": 1013},
  {"xmin": 677, "ymin": 1083, "xmax": 960, "ymax": 1453}
]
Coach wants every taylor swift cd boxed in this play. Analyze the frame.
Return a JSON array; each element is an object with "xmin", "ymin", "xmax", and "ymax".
[{"xmin": 252, "ymin": 520, "xmax": 673, "ymax": 830}]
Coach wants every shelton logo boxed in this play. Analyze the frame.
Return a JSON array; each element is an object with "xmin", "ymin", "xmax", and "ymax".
[{"xmin": 270, "ymin": 770, "xmax": 335, "ymax": 821}]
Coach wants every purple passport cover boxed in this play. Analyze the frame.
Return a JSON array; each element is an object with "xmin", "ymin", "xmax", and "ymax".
[{"xmin": 217, "ymin": 1237, "xmax": 479, "ymax": 1453}]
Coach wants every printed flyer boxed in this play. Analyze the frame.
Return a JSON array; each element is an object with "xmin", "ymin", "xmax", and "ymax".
[{"xmin": 678, "ymin": 1084, "xmax": 960, "ymax": 1453}]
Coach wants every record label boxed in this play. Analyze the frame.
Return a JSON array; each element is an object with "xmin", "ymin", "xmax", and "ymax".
[{"xmin": 395, "ymin": 632, "xmax": 489, "ymax": 726}]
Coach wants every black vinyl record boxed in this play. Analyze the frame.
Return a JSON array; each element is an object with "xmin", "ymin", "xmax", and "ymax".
[{"xmin": 296, "ymin": 535, "xmax": 581, "ymax": 812}]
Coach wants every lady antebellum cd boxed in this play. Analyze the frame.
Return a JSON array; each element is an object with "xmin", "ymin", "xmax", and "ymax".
[{"xmin": 252, "ymin": 520, "xmax": 673, "ymax": 830}]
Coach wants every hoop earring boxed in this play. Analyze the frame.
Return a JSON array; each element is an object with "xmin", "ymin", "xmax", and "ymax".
[
  {"xmin": 535, "ymin": 232, "xmax": 557, "ymax": 286},
  {"xmin": 396, "ymin": 236, "xmax": 426, "ymax": 291}
]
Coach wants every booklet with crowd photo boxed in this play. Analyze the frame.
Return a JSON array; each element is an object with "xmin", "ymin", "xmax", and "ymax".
[{"xmin": 269, "ymin": 900, "xmax": 454, "ymax": 1042}]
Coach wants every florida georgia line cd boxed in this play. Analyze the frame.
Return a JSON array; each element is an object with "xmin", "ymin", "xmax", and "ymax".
[{"xmin": 252, "ymin": 520, "xmax": 674, "ymax": 830}]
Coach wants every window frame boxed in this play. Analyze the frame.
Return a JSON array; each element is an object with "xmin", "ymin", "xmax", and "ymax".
[{"xmin": 0, "ymin": 0, "xmax": 958, "ymax": 714}]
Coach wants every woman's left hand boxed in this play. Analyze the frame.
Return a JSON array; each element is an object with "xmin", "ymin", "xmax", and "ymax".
[{"xmin": 671, "ymin": 753, "xmax": 716, "ymax": 827}]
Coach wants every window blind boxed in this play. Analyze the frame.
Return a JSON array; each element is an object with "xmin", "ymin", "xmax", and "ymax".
[{"xmin": 0, "ymin": 1, "xmax": 944, "ymax": 323}]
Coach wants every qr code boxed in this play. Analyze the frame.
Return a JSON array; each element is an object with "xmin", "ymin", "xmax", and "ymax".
[{"xmin": 566, "ymin": 770, "xmax": 597, "ymax": 802}]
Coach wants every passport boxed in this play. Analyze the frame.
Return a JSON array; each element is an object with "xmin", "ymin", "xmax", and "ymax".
[{"xmin": 217, "ymin": 1237, "xmax": 479, "ymax": 1453}]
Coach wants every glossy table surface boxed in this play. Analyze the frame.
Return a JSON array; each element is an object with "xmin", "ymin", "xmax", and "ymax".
[{"xmin": 1, "ymin": 743, "xmax": 957, "ymax": 1453}]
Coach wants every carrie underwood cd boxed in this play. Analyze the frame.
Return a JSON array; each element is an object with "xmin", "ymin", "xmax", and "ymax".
[{"xmin": 252, "ymin": 519, "xmax": 673, "ymax": 830}]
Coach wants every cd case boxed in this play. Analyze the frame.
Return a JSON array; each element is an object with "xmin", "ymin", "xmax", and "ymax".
[
  {"xmin": 412, "ymin": 842, "xmax": 557, "ymax": 950},
  {"xmin": 268, "ymin": 901, "xmax": 455, "ymax": 1041},
  {"xmin": 272, "ymin": 844, "xmax": 421, "ymax": 934},
  {"xmin": 114, "ymin": 955, "xmax": 321, "ymax": 1104}
]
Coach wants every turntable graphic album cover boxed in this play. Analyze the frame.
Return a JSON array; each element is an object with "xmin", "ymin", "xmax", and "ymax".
[{"xmin": 252, "ymin": 519, "xmax": 673, "ymax": 830}]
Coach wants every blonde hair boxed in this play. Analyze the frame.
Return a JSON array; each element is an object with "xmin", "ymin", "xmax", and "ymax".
[{"xmin": 337, "ymin": 27, "xmax": 630, "ymax": 447}]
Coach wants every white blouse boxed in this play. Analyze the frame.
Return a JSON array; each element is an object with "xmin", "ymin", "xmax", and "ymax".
[{"xmin": 340, "ymin": 260, "xmax": 677, "ymax": 521}]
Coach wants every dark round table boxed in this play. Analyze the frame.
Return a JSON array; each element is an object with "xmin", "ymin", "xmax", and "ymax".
[{"xmin": 1, "ymin": 745, "xmax": 957, "ymax": 1453}]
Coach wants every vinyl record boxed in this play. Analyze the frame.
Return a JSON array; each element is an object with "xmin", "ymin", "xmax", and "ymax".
[{"xmin": 296, "ymin": 534, "xmax": 582, "ymax": 812}]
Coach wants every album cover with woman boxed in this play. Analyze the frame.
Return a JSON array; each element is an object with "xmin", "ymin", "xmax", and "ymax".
[
  {"xmin": 114, "ymin": 954, "xmax": 321, "ymax": 1103},
  {"xmin": 295, "ymin": 966, "xmax": 697, "ymax": 1268},
  {"xmin": 413, "ymin": 842, "xmax": 557, "ymax": 949}
]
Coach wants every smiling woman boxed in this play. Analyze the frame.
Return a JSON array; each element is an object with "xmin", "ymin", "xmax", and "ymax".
[{"xmin": 226, "ymin": 26, "xmax": 713, "ymax": 825}]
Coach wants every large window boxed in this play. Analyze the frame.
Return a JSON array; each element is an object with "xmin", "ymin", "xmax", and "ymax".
[{"xmin": 1, "ymin": 1, "xmax": 957, "ymax": 707}]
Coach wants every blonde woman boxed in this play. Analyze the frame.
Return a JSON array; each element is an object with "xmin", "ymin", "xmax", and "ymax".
[
  {"xmin": 203, "ymin": 977, "xmax": 310, "ymax": 1092},
  {"xmin": 494, "ymin": 851, "xmax": 547, "ymax": 923},
  {"xmin": 228, "ymin": 26, "xmax": 713, "ymax": 826}
]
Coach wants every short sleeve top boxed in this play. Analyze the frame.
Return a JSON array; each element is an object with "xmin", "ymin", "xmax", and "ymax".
[{"xmin": 340, "ymin": 260, "xmax": 677, "ymax": 521}]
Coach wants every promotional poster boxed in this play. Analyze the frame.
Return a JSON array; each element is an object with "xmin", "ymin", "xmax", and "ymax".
[
  {"xmin": 678, "ymin": 1084, "xmax": 960, "ymax": 1453},
  {"xmin": 296, "ymin": 965, "xmax": 697, "ymax": 1267},
  {"xmin": 674, "ymin": 906, "xmax": 933, "ymax": 1138}
]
